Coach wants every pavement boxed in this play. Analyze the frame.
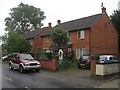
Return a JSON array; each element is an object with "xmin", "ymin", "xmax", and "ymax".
[{"xmin": 43, "ymin": 67, "xmax": 120, "ymax": 89}]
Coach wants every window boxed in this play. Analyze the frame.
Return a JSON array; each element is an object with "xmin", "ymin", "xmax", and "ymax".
[
  {"xmin": 77, "ymin": 30, "xmax": 84, "ymax": 39},
  {"xmin": 76, "ymin": 48, "xmax": 86, "ymax": 59},
  {"xmin": 67, "ymin": 32, "xmax": 71, "ymax": 40},
  {"xmin": 44, "ymin": 36, "xmax": 49, "ymax": 43},
  {"xmin": 29, "ymin": 40, "xmax": 32, "ymax": 45}
]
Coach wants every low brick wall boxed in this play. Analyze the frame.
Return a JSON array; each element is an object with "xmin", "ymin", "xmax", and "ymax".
[
  {"xmin": 96, "ymin": 62, "xmax": 120, "ymax": 76},
  {"xmin": 90, "ymin": 60, "xmax": 99, "ymax": 74},
  {"xmin": 40, "ymin": 59, "xmax": 57, "ymax": 71}
]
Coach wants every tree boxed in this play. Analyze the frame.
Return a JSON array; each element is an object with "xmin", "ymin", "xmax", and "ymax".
[
  {"xmin": 0, "ymin": 36, "xmax": 2, "ymax": 40},
  {"xmin": 110, "ymin": 10, "xmax": 120, "ymax": 50},
  {"xmin": 3, "ymin": 31, "xmax": 31, "ymax": 53},
  {"xmin": 5, "ymin": 2, "xmax": 46, "ymax": 34},
  {"xmin": 51, "ymin": 27, "xmax": 69, "ymax": 51}
]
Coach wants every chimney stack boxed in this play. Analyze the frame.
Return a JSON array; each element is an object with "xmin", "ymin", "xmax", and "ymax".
[
  {"xmin": 57, "ymin": 20, "xmax": 61, "ymax": 24},
  {"xmin": 102, "ymin": 7, "xmax": 106, "ymax": 14},
  {"xmin": 48, "ymin": 22, "xmax": 52, "ymax": 27}
]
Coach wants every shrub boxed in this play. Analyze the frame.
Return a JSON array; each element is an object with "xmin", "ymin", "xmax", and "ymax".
[
  {"xmin": 56, "ymin": 59, "xmax": 75, "ymax": 71},
  {"xmin": 64, "ymin": 50, "xmax": 74, "ymax": 61},
  {"xmin": 90, "ymin": 54, "xmax": 101, "ymax": 60},
  {"xmin": 39, "ymin": 53, "xmax": 48, "ymax": 61},
  {"xmin": 45, "ymin": 52, "xmax": 53, "ymax": 60}
]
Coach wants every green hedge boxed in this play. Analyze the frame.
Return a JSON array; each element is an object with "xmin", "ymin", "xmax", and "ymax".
[
  {"xmin": 90, "ymin": 54, "xmax": 101, "ymax": 60},
  {"xmin": 56, "ymin": 59, "xmax": 75, "ymax": 71},
  {"xmin": 34, "ymin": 52, "xmax": 54, "ymax": 61}
]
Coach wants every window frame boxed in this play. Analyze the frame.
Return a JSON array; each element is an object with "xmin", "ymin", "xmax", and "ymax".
[
  {"xmin": 67, "ymin": 32, "xmax": 71, "ymax": 41},
  {"xmin": 76, "ymin": 48, "xmax": 86, "ymax": 59},
  {"xmin": 77, "ymin": 30, "xmax": 85, "ymax": 39}
]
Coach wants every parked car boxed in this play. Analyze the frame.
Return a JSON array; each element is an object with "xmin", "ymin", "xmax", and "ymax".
[
  {"xmin": 77, "ymin": 55, "xmax": 91, "ymax": 69},
  {"xmin": 1, "ymin": 55, "xmax": 8, "ymax": 61},
  {"xmin": 8, "ymin": 53, "xmax": 41, "ymax": 73},
  {"xmin": 99, "ymin": 55, "xmax": 119, "ymax": 63}
]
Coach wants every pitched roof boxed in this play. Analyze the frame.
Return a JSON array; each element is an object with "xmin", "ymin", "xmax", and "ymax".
[
  {"xmin": 41, "ymin": 14, "xmax": 103, "ymax": 36},
  {"xmin": 55, "ymin": 14, "xmax": 102, "ymax": 32},
  {"xmin": 23, "ymin": 27, "xmax": 51, "ymax": 39},
  {"xmin": 40, "ymin": 27, "xmax": 52, "ymax": 37}
]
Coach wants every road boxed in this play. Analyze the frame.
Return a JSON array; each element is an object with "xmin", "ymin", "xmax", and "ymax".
[{"xmin": 1, "ymin": 62, "xmax": 94, "ymax": 89}]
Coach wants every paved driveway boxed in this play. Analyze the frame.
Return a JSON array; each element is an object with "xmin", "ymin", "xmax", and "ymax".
[{"xmin": 43, "ymin": 68, "xmax": 119, "ymax": 88}]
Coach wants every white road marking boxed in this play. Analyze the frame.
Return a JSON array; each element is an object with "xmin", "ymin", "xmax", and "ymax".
[
  {"xmin": 25, "ymin": 86, "xmax": 31, "ymax": 90},
  {"xmin": 0, "ymin": 75, "xmax": 13, "ymax": 82}
]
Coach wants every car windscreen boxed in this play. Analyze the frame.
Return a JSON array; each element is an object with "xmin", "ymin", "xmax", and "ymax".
[
  {"xmin": 19, "ymin": 54, "xmax": 34, "ymax": 60},
  {"xmin": 99, "ymin": 56, "xmax": 107, "ymax": 61},
  {"xmin": 81, "ymin": 56, "xmax": 89, "ymax": 60}
]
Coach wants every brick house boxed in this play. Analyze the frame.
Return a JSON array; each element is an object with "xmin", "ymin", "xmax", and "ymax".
[
  {"xmin": 41, "ymin": 7, "xmax": 118, "ymax": 59},
  {"xmin": 23, "ymin": 23, "xmax": 52, "ymax": 52}
]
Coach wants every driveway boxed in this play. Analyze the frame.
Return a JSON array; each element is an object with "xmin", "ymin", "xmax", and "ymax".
[
  {"xmin": 42, "ymin": 67, "xmax": 119, "ymax": 88},
  {"xmin": 42, "ymin": 68, "xmax": 102, "ymax": 87}
]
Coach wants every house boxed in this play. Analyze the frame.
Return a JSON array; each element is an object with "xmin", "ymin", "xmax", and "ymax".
[
  {"xmin": 23, "ymin": 23, "xmax": 52, "ymax": 52},
  {"xmin": 41, "ymin": 7, "xmax": 118, "ymax": 59}
]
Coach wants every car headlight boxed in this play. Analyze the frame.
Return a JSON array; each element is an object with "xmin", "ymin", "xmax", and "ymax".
[
  {"xmin": 37, "ymin": 62, "xmax": 40, "ymax": 65},
  {"xmin": 24, "ymin": 63, "xmax": 29, "ymax": 66}
]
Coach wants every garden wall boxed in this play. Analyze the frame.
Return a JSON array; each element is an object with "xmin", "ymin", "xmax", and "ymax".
[
  {"xmin": 96, "ymin": 62, "xmax": 120, "ymax": 76},
  {"xmin": 40, "ymin": 59, "xmax": 57, "ymax": 71}
]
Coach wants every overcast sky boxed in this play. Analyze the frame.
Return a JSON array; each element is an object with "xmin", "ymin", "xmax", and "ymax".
[{"xmin": 0, "ymin": 0, "xmax": 120, "ymax": 36}]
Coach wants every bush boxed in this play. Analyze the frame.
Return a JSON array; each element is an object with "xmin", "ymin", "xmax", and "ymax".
[
  {"xmin": 56, "ymin": 59, "xmax": 75, "ymax": 71},
  {"xmin": 90, "ymin": 54, "xmax": 101, "ymax": 60},
  {"xmin": 34, "ymin": 52, "xmax": 55, "ymax": 61},
  {"xmin": 39, "ymin": 53, "xmax": 48, "ymax": 61},
  {"xmin": 45, "ymin": 52, "xmax": 53, "ymax": 60},
  {"xmin": 65, "ymin": 50, "xmax": 74, "ymax": 60}
]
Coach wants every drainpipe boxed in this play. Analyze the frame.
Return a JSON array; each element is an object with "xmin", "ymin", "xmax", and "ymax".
[{"xmin": 89, "ymin": 28, "xmax": 91, "ymax": 55}]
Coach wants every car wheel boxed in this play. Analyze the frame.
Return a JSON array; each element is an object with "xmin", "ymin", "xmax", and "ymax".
[
  {"xmin": 19, "ymin": 66, "xmax": 24, "ymax": 73},
  {"xmin": 9, "ymin": 63, "xmax": 13, "ymax": 70},
  {"xmin": 35, "ymin": 69, "xmax": 40, "ymax": 72}
]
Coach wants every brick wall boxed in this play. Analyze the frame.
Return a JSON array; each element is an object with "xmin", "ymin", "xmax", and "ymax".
[
  {"xmin": 90, "ymin": 14, "xmax": 118, "ymax": 56},
  {"xmin": 70, "ymin": 29, "xmax": 90, "ymax": 58},
  {"xmin": 42, "ymin": 36, "xmax": 53, "ymax": 49}
]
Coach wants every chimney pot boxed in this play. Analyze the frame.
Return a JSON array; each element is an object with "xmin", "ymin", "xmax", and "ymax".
[
  {"xmin": 57, "ymin": 20, "xmax": 61, "ymax": 24},
  {"xmin": 102, "ymin": 7, "xmax": 106, "ymax": 14},
  {"xmin": 48, "ymin": 22, "xmax": 52, "ymax": 27}
]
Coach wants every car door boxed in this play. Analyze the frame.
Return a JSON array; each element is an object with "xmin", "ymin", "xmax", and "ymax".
[{"xmin": 13, "ymin": 54, "xmax": 20, "ymax": 69}]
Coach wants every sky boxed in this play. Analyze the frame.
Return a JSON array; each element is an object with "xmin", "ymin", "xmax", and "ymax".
[{"xmin": 0, "ymin": 0, "xmax": 120, "ymax": 36}]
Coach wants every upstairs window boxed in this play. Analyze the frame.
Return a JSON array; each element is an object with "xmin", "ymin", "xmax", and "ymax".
[
  {"xmin": 29, "ymin": 40, "xmax": 32, "ymax": 46},
  {"xmin": 44, "ymin": 36, "xmax": 49, "ymax": 43},
  {"xmin": 67, "ymin": 32, "xmax": 71, "ymax": 41},
  {"xmin": 77, "ymin": 30, "xmax": 84, "ymax": 39}
]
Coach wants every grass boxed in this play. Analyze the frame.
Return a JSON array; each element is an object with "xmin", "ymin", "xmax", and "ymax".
[{"xmin": 0, "ymin": 61, "xmax": 9, "ymax": 64}]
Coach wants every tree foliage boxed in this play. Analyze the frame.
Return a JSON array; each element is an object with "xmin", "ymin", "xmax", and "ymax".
[
  {"xmin": 0, "ymin": 36, "xmax": 2, "ymax": 40},
  {"xmin": 110, "ymin": 10, "xmax": 120, "ymax": 50},
  {"xmin": 2, "ymin": 31, "xmax": 31, "ymax": 53},
  {"xmin": 5, "ymin": 2, "xmax": 46, "ymax": 34},
  {"xmin": 51, "ymin": 27, "xmax": 69, "ymax": 50}
]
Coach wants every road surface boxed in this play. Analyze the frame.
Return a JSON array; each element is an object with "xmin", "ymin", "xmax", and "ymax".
[{"xmin": 1, "ymin": 62, "xmax": 93, "ymax": 89}]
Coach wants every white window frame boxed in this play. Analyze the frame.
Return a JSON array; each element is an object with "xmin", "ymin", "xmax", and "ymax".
[
  {"xmin": 76, "ymin": 48, "xmax": 86, "ymax": 59},
  {"xmin": 29, "ymin": 39, "xmax": 32, "ymax": 46},
  {"xmin": 67, "ymin": 32, "xmax": 71, "ymax": 41},
  {"xmin": 77, "ymin": 30, "xmax": 85, "ymax": 39}
]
